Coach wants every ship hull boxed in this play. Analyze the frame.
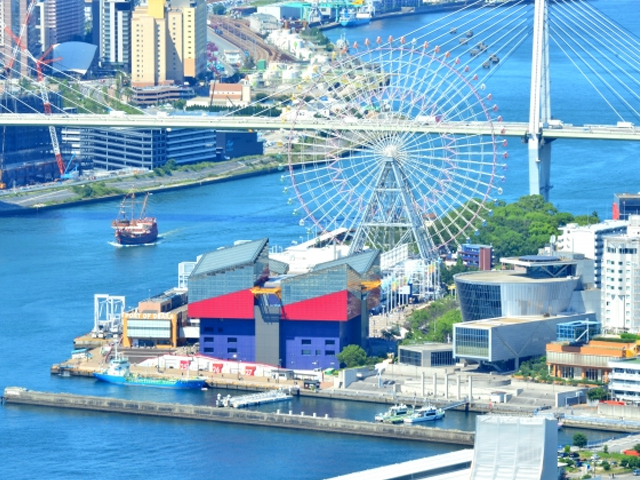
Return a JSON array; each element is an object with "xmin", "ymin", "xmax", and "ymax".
[
  {"xmin": 340, "ymin": 16, "xmax": 370, "ymax": 27},
  {"xmin": 94, "ymin": 372, "xmax": 207, "ymax": 389},
  {"xmin": 115, "ymin": 225, "xmax": 158, "ymax": 245}
]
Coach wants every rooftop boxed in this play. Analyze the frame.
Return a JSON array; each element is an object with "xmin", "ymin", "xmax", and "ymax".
[
  {"xmin": 455, "ymin": 270, "xmax": 574, "ymax": 284},
  {"xmin": 458, "ymin": 314, "xmax": 577, "ymax": 329}
]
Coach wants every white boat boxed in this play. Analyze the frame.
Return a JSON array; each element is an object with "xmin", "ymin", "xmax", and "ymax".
[
  {"xmin": 403, "ymin": 405, "xmax": 445, "ymax": 424},
  {"xmin": 375, "ymin": 403, "xmax": 412, "ymax": 423}
]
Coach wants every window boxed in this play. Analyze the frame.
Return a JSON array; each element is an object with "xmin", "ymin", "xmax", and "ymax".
[
  {"xmin": 204, "ymin": 337, "xmax": 213, "ymax": 342},
  {"xmin": 228, "ymin": 337, "xmax": 237, "ymax": 343},
  {"xmin": 204, "ymin": 327, "xmax": 213, "ymax": 333},
  {"xmin": 301, "ymin": 350, "xmax": 311, "ymax": 356},
  {"xmin": 315, "ymin": 350, "xmax": 322, "ymax": 355},
  {"xmin": 325, "ymin": 340, "xmax": 335, "ymax": 345},
  {"xmin": 204, "ymin": 347, "xmax": 213, "ymax": 353},
  {"xmin": 325, "ymin": 350, "xmax": 335, "ymax": 355},
  {"xmin": 227, "ymin": 347, "xmax": 237, "ymax": 353},
  {"xmin": 301, "ymin": 339, "xmax": 311, "ymax": 345}
]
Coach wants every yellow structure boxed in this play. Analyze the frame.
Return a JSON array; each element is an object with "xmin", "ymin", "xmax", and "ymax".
[{"xmin": 131, "ymin": 0, "xmax": 207, "ymax": 88}]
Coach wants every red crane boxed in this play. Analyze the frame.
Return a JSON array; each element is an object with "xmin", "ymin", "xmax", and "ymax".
[{"xmin": 1, "ymin": 0, "xmax": 38, "ymax": 76}]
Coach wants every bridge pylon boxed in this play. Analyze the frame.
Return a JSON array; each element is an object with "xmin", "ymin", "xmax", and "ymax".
[{"xmin": 528, "ymin": 0, "xmax": 553, "ymax": 200}]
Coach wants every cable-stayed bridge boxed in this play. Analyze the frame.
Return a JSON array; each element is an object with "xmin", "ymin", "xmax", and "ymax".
[{"xmin": 1, "ymin": 0, "xmax": 640, "ymax": 263}]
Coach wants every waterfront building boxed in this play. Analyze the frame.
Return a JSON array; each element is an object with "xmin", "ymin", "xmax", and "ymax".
[
  {"xmin": 0, "ymin": 93, "xmax": 66, "ymax": 186},
  {"xmin": 613, "ymin": 193, "xmax": 640, "ymax": 221},
  {"xmin": 547, "ymin": 339, "xmax": 637, "ymax": 383},
  {"xmin": 601, "ymin": 215, "xmax": 640, "ymax": 333},
  {"xmin": 121, "ymin": 290, "xmax": 200, "ymax": 348},
  {"xmin": 454, "ymin": 255, "xmax": 599, "ymax": 323},
  {"xmin": 216, "ymin": 131, "xmax": 263, "ymax": 159},
  {"xmin": 99, "ymin": 0, "xmax": 134, "ymax": 71},
  {"xmin": 398, "ymin": 343, "xmax": 455, "ymax": 368},
  {"xmin": 609, "ymin": 358, "xmax": 640, "ymax": 405},
  {"xmin": 131, "ymin": 0, "xmax": 206, "ymax": 88},
  {"xmin": 80, "ymin": 126, "xmax": 217, "ymax": 170},
  {"xmin": 458, "ymin": 243, "xmax": 492, "ymax": 270},
  {"xmin": 187, "ymin": 238, "xmax": 380, "ymax": 370},
  {"xmin": 555, "ymin": 220, "xmax": 628, "ymax": 288},
  {"xmin": 453, "ymin": 312, "xmax": 595, "ymax": 371}
]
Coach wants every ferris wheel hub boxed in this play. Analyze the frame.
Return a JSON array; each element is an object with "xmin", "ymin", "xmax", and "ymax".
[{"xmin": 382, "ymin": 144, "xmax": 402, "ymax": 160}]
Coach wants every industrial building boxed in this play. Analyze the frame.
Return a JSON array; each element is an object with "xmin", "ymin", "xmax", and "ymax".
[
  {"xmin": 187, "ymin": 238, "xmax": 380, "ymax": 370},
  {"xmin": 454, "ymin": 255, "xmax": 599, "ymax": 323},
  {"xmin": 453, "ymin": 313, "xmax": 595, "ymax": 371}
]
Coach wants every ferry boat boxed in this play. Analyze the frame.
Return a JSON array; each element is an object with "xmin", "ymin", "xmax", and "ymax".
[
  {"xmin": 403, "ymin": 405, "xmax": 445, "ymax": 424},
  {"xmin": 112, "ymin": 192, "xmax": 158, "ymax": 245},
  {"xmin": 338, "ymin": 7, "xmax": 372, "ymax": 27},
  {"xmin": 374, "ymin": 403, "xmax": 413, "ymax": 423},
  {"xmin": 94, "ymin": 355, "xmax": 207, "ymax": 390}
]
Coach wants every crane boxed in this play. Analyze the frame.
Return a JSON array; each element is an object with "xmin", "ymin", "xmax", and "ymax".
[{"xmin": 1, "ymin": 0, "xmax": 38, "ymax": 77}]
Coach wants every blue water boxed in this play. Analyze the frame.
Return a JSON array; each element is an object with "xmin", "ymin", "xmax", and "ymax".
[{"xmin": 1, "ymin": 2, "xmax": 638, "ymax": 478}]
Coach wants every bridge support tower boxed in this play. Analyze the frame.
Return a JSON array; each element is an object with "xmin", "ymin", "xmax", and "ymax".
[{"xmin": 528, "ymin": 0, "xmax": 553, "ymax": 200}]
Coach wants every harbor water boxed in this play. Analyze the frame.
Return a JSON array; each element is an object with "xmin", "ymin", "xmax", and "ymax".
[{"xmin": 1, "ymin": 1, "xmax": 639, "ymax": 478}]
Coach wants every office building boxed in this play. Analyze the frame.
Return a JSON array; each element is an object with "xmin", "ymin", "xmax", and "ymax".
[
  {"xmin": 555, "ymin": 220, "xmax": 628, "ymax": 287},
  {"xmin": 601, "ymin": 215, "xmax": 640, "ymax": 333},
  {"xmin": 81, "ymin": 126, "xmax": 217, "ymax": 170},
  {"xmin": 458, "ymin": 243, "xmax": 492, "ymax": 270},
  {"xmin": 188, "ymin": 239, "xmax": 380, "ymax": 370},
  {"xmin": 1, "ymin": 0, "xmax": 39, "ymax": 76},
  {"xmin": 131, "ymin": 0, "xmax": 206, "ymax": 88},
  {"xmin": 39, "ymin": 0, "xmax": 85, "ymax": 49},
  {"xmin": 99, "ymin": 0, "xmax": 134, "ymax": 70}
]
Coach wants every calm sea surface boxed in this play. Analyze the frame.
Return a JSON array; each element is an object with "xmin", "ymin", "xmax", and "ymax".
[{"xmin": 1, "ymin": 2, "xmax": 638, "ymax": 478}]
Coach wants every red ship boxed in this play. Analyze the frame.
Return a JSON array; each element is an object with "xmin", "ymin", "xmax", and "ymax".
[{"xmin": 112, "ymin": 192, "xmax": 158, "ymax": 245}]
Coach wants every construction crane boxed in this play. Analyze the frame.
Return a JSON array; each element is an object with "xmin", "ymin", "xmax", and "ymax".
[
  {"xmin": 1, "ymin": 0, "xmax": 38, "ymax": 77},
  {"xmin": 60, "ymin": 153, "xmax": 78, "ymax": 180}
]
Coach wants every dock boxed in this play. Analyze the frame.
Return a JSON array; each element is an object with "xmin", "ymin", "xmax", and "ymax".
[
  {"xmin": 227, "ymin": 388, "xmax": 294, "ymax": 408},
  {"xmin": 2, "ymin": 387, "xmax": 475, "ymax": 446}
]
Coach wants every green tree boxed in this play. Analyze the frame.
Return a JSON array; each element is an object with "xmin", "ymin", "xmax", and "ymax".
[
  {"xmin": 573, "ymin": 433, "xmax": 588, "ymax": 448},
  {"xmin": 634, "ymin": 443, "xmax": 640, "ymax": 453},
  {"xmin": 337, "ymin": 345, "xmax": 367, "ymax": 368},
  {"xmin": 586, "ymin": 387, "xmax": 608, "ymax": 401}
]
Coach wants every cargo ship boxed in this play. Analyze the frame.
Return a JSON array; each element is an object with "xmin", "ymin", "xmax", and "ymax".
[
  {"xmin": 94, "ymin": 355, "xmax": 207, "ymax": 390},
  {"xmin": 112, "ymin": 192, "xmax": 158, "ymax": 245}
]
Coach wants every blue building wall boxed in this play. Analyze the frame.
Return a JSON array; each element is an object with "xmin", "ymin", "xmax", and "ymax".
[
  {"xmin": 200, "ymin": 318, "xmax": 256, "ymax": 362},
  {"xmin": 280, "ymin": 317, "xmax": 361, "ymax": 370}
]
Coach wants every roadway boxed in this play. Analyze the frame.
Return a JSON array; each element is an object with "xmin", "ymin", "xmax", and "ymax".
[{"xmin": 1, "ymin": 113, "xmax": 640, "ymax": 141}]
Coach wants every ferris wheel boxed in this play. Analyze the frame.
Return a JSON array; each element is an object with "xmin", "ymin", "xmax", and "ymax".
[{"xmin": 284, "ymin": 38, "xmax": 507, "ymax": 263}]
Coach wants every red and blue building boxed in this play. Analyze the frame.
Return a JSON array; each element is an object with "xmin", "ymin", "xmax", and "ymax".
[{"xmin": 188, "ymin": 238, "xmax": 380, "ymax": 370}]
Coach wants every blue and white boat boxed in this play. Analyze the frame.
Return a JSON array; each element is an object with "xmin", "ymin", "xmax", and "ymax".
[
  {"xmin": 338, "ymin": 7, "xmax": 372, "ymax": 27},
  {"xmin": 94, "ymin": 355, "xmax": 207, "ymax": 390}
]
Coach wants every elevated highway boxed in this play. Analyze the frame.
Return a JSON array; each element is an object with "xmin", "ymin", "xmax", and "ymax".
[{"xmin": 0, "ymin": 113, "xmax": 639, "ymax": 142}]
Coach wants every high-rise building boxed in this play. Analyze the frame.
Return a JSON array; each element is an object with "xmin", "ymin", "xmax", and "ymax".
[
  {"xmin": 601, "ymin": 215, "xmax": 640, "ymax": 334},
  {"xmin": 39, "ymin": 0, "xmax": 85, "ymax": 51},
  {"xmin": 99, "ymin": 0, "xmax": 134, "ymax": 70},
  {"xmin": 1, "ymin": 0, "xmax": 39, "ymax": 76},
  {"xmin": 556, "ymin": 220, "xmax": 628, "ymax": 288},
  {"xmin": 131, "ymin": 0, "xmax": 206, "ymax": 88}
]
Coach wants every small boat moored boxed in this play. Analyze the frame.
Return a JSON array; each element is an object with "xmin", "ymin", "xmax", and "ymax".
[
  {"xmin": 403, "ymin": 405, "xmax": 445, "ymax": 424},
  {"xmin": 375, "ymin": 403, "xmax": 413, "ymax": 423}
]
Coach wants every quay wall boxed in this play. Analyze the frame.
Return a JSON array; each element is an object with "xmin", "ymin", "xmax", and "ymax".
[{"xmin": 2, "ymin": 388, "xmax": 475, "ymax": 446}]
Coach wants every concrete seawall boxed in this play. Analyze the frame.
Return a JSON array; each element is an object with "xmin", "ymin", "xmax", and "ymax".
[{"xmin": 2, "ymin": 387, "xmax": 474, "ymax": 446}]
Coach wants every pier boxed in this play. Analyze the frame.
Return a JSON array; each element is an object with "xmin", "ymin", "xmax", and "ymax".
[{"xmin": 2, "ymin": 387, "xmax": 475, "ymax": 446}]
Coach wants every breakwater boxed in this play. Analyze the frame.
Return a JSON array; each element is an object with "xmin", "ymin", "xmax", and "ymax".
[{"xmin": 2, "ymin": 387, "xmax": 475, "ymax": 446}]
